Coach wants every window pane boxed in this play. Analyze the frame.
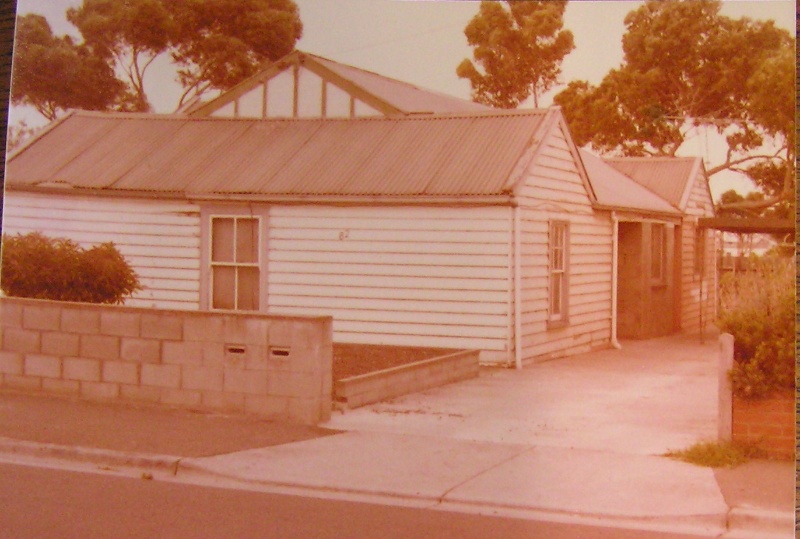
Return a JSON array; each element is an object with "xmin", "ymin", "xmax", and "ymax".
[
  {"xmin": 553, "ymin": 247, "xmax": 563, "ymax": 271},
  {"xmin": 212, "ymin": 218, "xmax": 234, "ymax": 262},
  {"xmin": 551, "ymin": 274, "xmax": 562, "ymax": 316},
  {"xmin": 237, "ymin": 267, "xmax": 260, "ymax": 310},
  {"xmin": 694, "ymin": 228, "xmax": 705, "ymax": 275},
  {"xmin": 212, "ymin": 266, "xmax": 235, "ymax": 309},
  {"xmin": 236, "ymin": 219, "xmax": 259, "ymax": 263},
  {"xmin": 651, "ymin": 225, "xmax": 664, "ymax": 280}
]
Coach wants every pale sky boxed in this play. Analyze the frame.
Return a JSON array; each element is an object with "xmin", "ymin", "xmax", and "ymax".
[{"xmin": 8, "ymin": 0, "xmax": 796, "ymax": 199}]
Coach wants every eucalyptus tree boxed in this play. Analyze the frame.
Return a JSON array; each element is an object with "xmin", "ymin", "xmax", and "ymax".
[
  {"xmin": 553, "ymin": 0, "xmax": 794, "ymax": 211},
  {"xmin": 457, "ymin": 0, "xmax": 574, "ymax": 108}
]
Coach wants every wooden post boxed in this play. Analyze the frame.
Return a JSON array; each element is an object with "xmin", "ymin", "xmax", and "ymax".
[{"xmin": 718, "ymin": 332, "xmax": 734, "ymax": 441}]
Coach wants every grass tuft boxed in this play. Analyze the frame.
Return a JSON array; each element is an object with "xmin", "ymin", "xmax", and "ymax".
[{"xmin": 664, "ymin": 440, "xmax": 766, "ymax": 468}]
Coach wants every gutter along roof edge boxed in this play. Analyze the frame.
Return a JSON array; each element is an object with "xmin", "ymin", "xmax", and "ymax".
[{"xmin": 7, "ymin": 184, "xmax": 517, "ymax": 207}]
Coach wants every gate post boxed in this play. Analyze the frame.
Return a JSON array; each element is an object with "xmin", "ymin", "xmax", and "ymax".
[{"xmin": 718, "ymin": 333, "xmax": 734, "ymax": 441}]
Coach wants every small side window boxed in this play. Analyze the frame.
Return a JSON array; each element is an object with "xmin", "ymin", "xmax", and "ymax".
[
  {"xmin": 548, "ymin": 221, "xmax": 569, "ymax": 327},
  {"xmin": 650, "ymin": 223, "xmax": 667, "ymax": 284}
]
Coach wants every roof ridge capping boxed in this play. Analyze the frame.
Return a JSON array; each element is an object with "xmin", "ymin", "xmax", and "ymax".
[{"xmin": 70, "ymin": 107, "xmax": 550, "ymax": 122}]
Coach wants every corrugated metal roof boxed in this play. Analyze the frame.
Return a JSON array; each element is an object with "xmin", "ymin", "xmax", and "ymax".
[
  {"xmin": 7, "ymin": 110, "xmax": 551, "ymax": 198},
  {"xmin": 309, "ymin": 54, "xmax": 491, "ymax": 115},
  {"xmin": 580, "ymin": 150, "xmax": 680, "ymax": 215},
  {"xmin": 603, "ymin": 157, "xmax": 699, "ymax": 209}
]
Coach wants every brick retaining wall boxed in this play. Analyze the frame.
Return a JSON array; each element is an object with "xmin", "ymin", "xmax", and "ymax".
[
  {"xmin": 0, "ymin": 297, "xmax": 332, "ymax": 425},
  {"xmin": 732, "ymin": 390, "xmax": 795, "ymax": 460}
]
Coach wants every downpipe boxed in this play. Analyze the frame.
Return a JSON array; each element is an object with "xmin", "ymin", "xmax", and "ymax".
[{"xmin": 610, "ymin": 212, "xmax": 622, "ymax": 349}]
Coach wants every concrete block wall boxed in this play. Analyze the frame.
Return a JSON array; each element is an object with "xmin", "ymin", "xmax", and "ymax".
[
  {"xmin": 0, "ymin": 297, "xmax": 333, "ymax": 425},
  {"xmin": 334, "ymin": 349, "xmax": 479, "ymax": 409}
]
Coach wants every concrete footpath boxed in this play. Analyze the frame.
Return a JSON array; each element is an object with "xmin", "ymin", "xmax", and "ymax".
[{"xmin": 0, "ymin": 334, "xmax": 795, "ymax": 538}]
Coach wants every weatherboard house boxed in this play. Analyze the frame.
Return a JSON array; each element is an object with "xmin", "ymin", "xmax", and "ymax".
[{"xmin": 2, "ymin": 51, "xmax": 716, "ymax": 367}]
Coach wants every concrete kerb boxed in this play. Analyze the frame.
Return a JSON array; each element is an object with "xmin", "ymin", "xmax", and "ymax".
[
  {"xmin": 0, "ymin": 436, "xmax": 182, "ymax": 474},
  {"xmin": 723, "ymin": 507, "xmax": 796, "ymax": 539},
  {"xmin": 174, "ymin": 460, "xmax": 728, "ymax": 537},
  {"xmin": 0, "ymin": 435, "xmax": 791, "ymax": 538}
]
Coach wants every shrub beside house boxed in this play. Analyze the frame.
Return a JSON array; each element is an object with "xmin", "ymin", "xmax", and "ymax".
[{"xmin": 717, "ymin": 254, "xmax": 795, "ymax": 459}]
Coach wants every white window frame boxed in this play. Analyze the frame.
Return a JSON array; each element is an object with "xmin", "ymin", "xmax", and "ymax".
[
  {"xmin": 209, "ymin": 215, "xmax": 262, "ymax": 311},
  {"xmin": 548, "ymin": 220, "xmax": 569, "ymax": 328},
  {"xmin": 694, "ymin": 226, "xmax": 706, "ymax": 278}
]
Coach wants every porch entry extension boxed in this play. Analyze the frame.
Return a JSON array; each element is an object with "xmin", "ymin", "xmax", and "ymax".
[{"xmin": 616, "ymin": 221, "xmax": 678, "ymax": 339}]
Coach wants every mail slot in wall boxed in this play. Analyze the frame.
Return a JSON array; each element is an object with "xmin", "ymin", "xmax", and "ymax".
[
  {"xmin": 270, "ymin": 346, "xmax": 290, "ymax": 358},
  {"xmin": 226, "ymin": 344, "xmax": 247, "ymax": 355}
]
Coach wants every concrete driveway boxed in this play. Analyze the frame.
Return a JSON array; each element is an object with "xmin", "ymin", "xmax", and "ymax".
[{"xmin": 324, "ymin": 332, "xmax": 720, "ymax": 456}]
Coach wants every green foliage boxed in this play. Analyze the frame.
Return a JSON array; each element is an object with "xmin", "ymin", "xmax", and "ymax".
[
  {"xmin": 553, "ymin": 0, "xmax": 794, "ymax": 212},
  {"xmin": 11, "ymin": 14, "xmax": 126, "ymax": 120},
  {"xmin": 457, "ymin": 0, "xmax": 574, "ymax": 108},
  {"xmin": 1, "ymin": 233, "xmax": 141, "ymax": 305},
  {"xmin": 167, "ymin": 0, "xmax": 303, "ymax": 107},
  {"xmin": 665, "ymin": 440, "xmax": 765, "ymax": 468},
  {"xmin": 67, "ymin": 0, "xmax": 175, "ymax": 112},
  {"xmin": 15, "ymin": 0, "xmax": 302, "ymax": 118},
  {"xmin": 717, "ymin": 256, "xmax": 795, "ymax": 398}
]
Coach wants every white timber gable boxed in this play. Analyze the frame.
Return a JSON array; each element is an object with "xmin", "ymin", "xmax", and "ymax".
[
  {"xmin": 514, "ymin": 118, "xmax": 612, "ymax": 364},
  {"xmin": 208, "ymin": 63, "xmax": 382, "ymax": 119}
]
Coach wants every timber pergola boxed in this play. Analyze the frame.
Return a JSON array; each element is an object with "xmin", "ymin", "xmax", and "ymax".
[{"xmin": 698, "ymin": 217, "xmax": 795, "ymax": 235}]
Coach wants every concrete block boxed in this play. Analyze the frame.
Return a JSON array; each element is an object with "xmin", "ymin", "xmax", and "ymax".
[
  {"xmin": 269, "ymin": 344, "xmax": 328, "ymax": 375},
  {"xmin": 102, "ymin": 361, "xmax": 139, "ymax": 385},
  {"xmin": 223, "ymin": 368, "xmax": 267, "ymax": 395},
  {"xmin": 61, "ymin": 308, "xmax": 101, "ymax": 334},
  {"xmin": 202, "ymin": 342, "xmax": 226, "ymax": 365},
  {"xmin": 23, "ymin": 305, "xmax": 61, "ymax": 331},
  {"xmin": 268, "ymin": 321, "xmax": 292, "ymax": 348},
  {"xmin": 201, "ymin": 391, "xmax": 245, "ymax": 412},
  {"xmin": 162, "ymin": 341, "xmax": 204, "ymax": 366},
  {"xmin": 0, "ymin": 301, "xmax": 23, "ymax": 328},
  {"xmin": 41, "ymin": 332, "xmax": 80, "ymax": 357},
  {"xmin": 183, "ymin": 316, "xmax": 224, "ymax": 342},
  {"xmin": 160, "ymin": 388, "xmax": 201, "ymax": 407},
  {"xmin": 80, "ymin": 335, "xmax": 120, "ymax": 360},
  {"xmin": 81, "ymin": 381, "xmax": 119, "ymax": 400},
  {"xmin": 244, "ymin": 394, "xmax": 288, "ymax": 418},
  {"xmin": 182, "ymin": 366, "xmax": 223, "ymax": 391},
  {"xmin": 120, "ymin": 338, "xmax": 161, "ymax": 363},
  {"xmin": 223, "ymin": 317, "xmax": 269, "ymax": 346},
  {"xmin": 141, "ymin": 313, "xmax": 182, "ymax": 341},
  {"xmin": 42, "ymin": 378, "xmax": 80, "ymax": 395},
  {"xmin": 99, "ymin": 311, "xmax": 140, "ymax": 337},
  {"xmin": 4, "ymin": 328, "xmax": 41, "ymax": 354},
  {"xmin": 3, "ymin": 374, "xmax": 41, "ymax": 390},
  {"xmin": 119, "ymin": 384, "xmax": 161, "ymax": 403},
  {"xmin": 220, "ymin": 344, "xmax": 267, "ymax": 370},
  {"xmin": 24, "ymin": 354, "xmax": 61, "ymax": 378},
  {"xmin": 288, "ymin": 397, "xmax": 326, "ymax": 424},
  {"xmin": 63, "ymin": 358, "xmax": 101, "ymax": 382},
  {"xmin": 141, "ymin": 363, "xmax": 181, "ymax": 388},
  {"xmin": 0, "ymin": 352, "xmax": 23, "ymax": 375},
  {"xmin": 268, "ymin": 371, "xmax": 322, "ymax": 398}
]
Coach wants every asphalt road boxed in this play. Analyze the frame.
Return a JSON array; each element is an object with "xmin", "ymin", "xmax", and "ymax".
[{"xmin": 0, "ymin": 462, "xmax": 717, "ymax": 539}]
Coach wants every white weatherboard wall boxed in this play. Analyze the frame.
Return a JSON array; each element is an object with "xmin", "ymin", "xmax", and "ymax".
[
  {"xmin": 267, "ymin": 205, "xmax": 513, "ymax": 362},
  {"xmin": 2, "ymin": 192, "xmax": 202, "ymax": 310},
  {"xmin": 680, "ymin": 171, "xmax": 716, "ymax": 334},
  {"xmin": 516, "ymin": 122, "xmax": 613, "ymax": 364}
]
